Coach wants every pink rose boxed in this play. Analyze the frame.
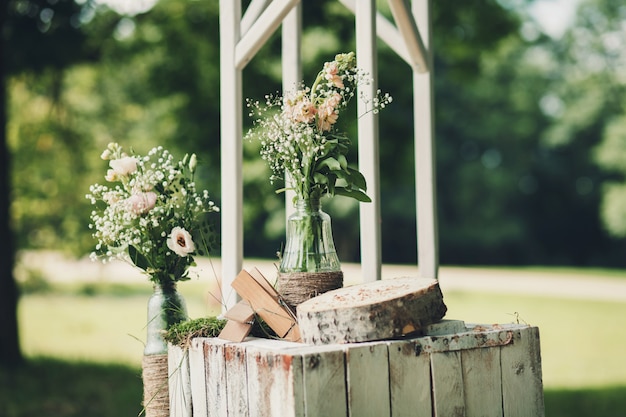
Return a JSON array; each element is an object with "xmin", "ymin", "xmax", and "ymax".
[
  {"xmin": 167, "ymin": 227, "xmax": 195, "ymax": 257},
  {"xmin": 126, "ymin": 191, "xmax": 157, "ymax": 215}
]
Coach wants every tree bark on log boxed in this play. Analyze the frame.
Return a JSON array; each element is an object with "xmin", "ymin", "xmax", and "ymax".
[{"xmin": 297, "ymin": 277, "xmax": 447, "ymax": 345}]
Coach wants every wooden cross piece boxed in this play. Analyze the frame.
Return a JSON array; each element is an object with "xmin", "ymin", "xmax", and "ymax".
[{"xmin": 219, "ymin": 268, "xmax": 301, "ymax": 343}]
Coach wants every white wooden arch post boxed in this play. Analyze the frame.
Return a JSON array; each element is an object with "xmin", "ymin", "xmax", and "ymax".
[{"xmin": 219, "ymin": 0, "xmax": 437, "ymax": 311}]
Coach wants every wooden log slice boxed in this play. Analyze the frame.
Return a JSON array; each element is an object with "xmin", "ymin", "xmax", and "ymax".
[{"xmin": 297, "ymin": 277, "xmax": 447, "ymax": 345}]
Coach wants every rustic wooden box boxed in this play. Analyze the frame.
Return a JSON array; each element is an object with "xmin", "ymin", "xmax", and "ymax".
[{"xmin": 168, "ymin": 320, "xmax": 544, "ymax": 417}]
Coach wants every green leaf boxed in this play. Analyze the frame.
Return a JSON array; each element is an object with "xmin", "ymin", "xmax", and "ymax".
[
  {"xmin": 334, "ymin": 187, "xmax": 372, "ymax": 202},
  {"xmin": 313, "ymin": 172, "xmax": 328, "ymax": 184},
  {"xmin": 128, "ymin": 245, "xmax": 150, "ymax": 270},
  {"xmin": 347, "ymin": 167, "xmax": 367, "ymax": 191},
  {"xmin": 338, "ymin": 154, "xmax": 348, "ymax": 169},
  {"xmin": 318, "ymin": 157, "xmax": 341, "ymax": 171}
]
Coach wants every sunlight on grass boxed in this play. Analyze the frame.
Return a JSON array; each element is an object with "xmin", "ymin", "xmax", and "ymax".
[{"xmin": 18, "ymin": 281, "xmax": 222, "ymax": 367}]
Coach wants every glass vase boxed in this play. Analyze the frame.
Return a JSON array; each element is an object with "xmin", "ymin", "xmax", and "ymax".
[
  {"xmin": 278, "ymin": 197, "xmax": 343, "ymax": 310},
  {"xmin": 144, "ymin": 280, "xmax": 188, "ymax": 356}
]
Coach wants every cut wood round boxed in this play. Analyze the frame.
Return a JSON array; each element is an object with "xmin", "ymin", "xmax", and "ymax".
[{"xmin": 296, "ymin": 277, "xmax": 447, "ymax": 345}]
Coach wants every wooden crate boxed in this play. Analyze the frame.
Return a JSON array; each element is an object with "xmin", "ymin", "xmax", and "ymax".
[{"xmin": 169, "ymin": 321, "xmax": 544, "ymax": 417}]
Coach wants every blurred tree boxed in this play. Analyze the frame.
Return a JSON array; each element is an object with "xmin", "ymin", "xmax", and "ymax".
[
  {"xmin": 0, "ymin": 0, "xmax": 22, "ymax": 369},
  {"xmin": 6, "ymin": 0, "xmax": 114, "ymax": 255},
  {"xmin": 2, "ymin": 0, "xmax": 113, "ymax": 367},
  {"xmin": 539, "ymin": 0, "xmax": 626, "ymax": 265},
  {"xmin": 565, "ymin": 1, "xmax": 626, "ymax": 234}
]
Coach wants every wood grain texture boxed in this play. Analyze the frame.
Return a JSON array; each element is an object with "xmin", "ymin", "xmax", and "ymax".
[
  {"xmin": 462, "ymin": 345, "xmax": 503, "ymax": 417},
  {"xmin": 170, "ymin": 325, "xmax": 543, "ymax": 417},
  {"xmin": 501, "ymin": 327, "xmax": 545, "ymax": 417},
  {"xmin": 245, "ymin": 346, "xmax": 305, "ymax": 417},
  {"xmin": 431, "ymin": 350, "xmax": 465, "ymax": 417},
  {"xmin": 297, "ymin": 277, "xmax": 446, "ymax": 344},
  {"xmin": 300, "ymin": 346, "xmax": 348, "ymax": 416},
  {"xmin": 189, "ymin": 339, "xmax": 208, "ymax": 417},
  {"xmin": 345, "ymin": 342, "xmax": 391, "ymax": 417},
  {"xmin": 168, "ymin": 345, "xmax": 191, "ymax": 417},
  {"xmin": 204, "ymin": 338, "xmax": 230, "ymax": 417},
  {"xmin": 387, "ymin": 339, "xmax": 432, "ymax": 417},
  {"xmin": 224, "ymin": 343, "xmax": 249, "ymax": 417}
]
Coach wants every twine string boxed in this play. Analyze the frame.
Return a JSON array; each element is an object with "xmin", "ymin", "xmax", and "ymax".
[
  {"xmin": 141, "ymin": 354, "xmax": 169, "ymax": 417},
  {"xmin": 277, "ymin": 271, "xmax": 343, "ymax": 311}
]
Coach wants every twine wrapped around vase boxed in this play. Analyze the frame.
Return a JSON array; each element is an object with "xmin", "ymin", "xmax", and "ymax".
[
  {"xmin": 142, "ymin": 354, "xmax": 169, "ymax": 417},
  {"xmin": 277, "ymin": 270, "xmax": 343, "ymax": 312}
]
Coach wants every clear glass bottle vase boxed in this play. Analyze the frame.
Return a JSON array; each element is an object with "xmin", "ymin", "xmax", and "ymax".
[
  {"xmin": 279, "ymin": 197, "xmax": 341, "ymax": 273},
  {"xmin": 144, "ymin": 280, "xmax": 188, "ymax": 356}
]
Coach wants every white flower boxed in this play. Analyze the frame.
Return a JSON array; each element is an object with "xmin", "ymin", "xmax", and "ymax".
[
  {"xmin": 167, "ymin": 226, "xmax": 195, "ymax": 257},
  {"xmin": 109, "ymin": 156, "xmax": 137, "ymax": 177}
]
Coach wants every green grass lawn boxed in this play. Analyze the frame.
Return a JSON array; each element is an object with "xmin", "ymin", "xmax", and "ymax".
[{"xmin": 5, "ymin": 272, "xmax": 626, "ymax": 416}]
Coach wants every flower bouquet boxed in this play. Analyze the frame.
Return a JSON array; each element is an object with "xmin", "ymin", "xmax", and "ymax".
[
  {"xmin": 87, "ymin": 143, "xmax": 219, "ymax": 288},
  {"xmin": 86, "ymin": 143, "xmax": 219, "ymax": 417},
  {"xmin": 246, "ymin": 52, "xmax": 392, "ymax": 308}
]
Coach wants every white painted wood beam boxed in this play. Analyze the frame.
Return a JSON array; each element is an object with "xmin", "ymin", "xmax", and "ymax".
[
  {"xmin": 375, "ymin": 10, "xmax": 413, "ymax": 67},
  {"xmin": 241, "ymin": 0, "xmax": 270, "ymax": 37},
  {"xmin": 413, "ymin": 0, "xmax": 439, "ymax": 279},
  {"xmin": 339, "ymin": 0, "xmax": 422, "ymax": 72},
  {"xmin": 220, "ymin": 0, "xmax": 244, "ymax": 311},
  {"xmin": 235, "ymin": 0, "xmax": 301, "ymax": 70},
  {"xmin": 356, "ymin": 0, "xmax": 382, "ymax": 282},
  {"xmin": 388, "ymin": 0, "xmax": 429, "ymax": 73},
  {"xmin": 282, "ymin": 4, "xmax": 302, "ymax": 219}
]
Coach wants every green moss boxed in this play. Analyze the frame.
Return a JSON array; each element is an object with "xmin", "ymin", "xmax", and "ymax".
[
  {"xmin": 164, "ymin": 316, "xmax": 227, "ymax": 348},
  {"xmin": 164, "ymin": 315, "xmax": 280, "ymax": 348}
]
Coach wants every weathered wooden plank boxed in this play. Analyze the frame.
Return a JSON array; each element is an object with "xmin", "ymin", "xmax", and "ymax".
[
  {"xmin": 431, "ymin": 350, "xmax": 465, "ymax": 417},
  {"xmin": 189, "ymin": 338, "xmax": 209, "ymax": 417},
  {"xmin": 205, "ymin": 338, "xmax": 230, "ymax": 417},
  {"xmin": 299, "ymin": 345, "xmax": 348, "ymax": 416},
  {"xmin": 171, "ymin": 324, "xmax": 543, "ymax": 417},
  {"xmin": 224, "ymin": 343, "xmax": 249, "ymax": 417},
  {"xmin": 245, "ymin": 345, "xmax": 305, "ymax": 417},
  {"xmin": 501, "ymin": 327, "xmax": 545, "ymax": 417},
  {"xmin": 168, "ymin": 345, "xmax": 191, "ymax": 417},
  {"xmin": 462, "ymin": 346, "xmax": 503, "ymax": 417},
  {"xmin": 387, "ymin": 339, "xmax": 432, "ymax": 417},
  {"xmin": 345, "ymin": 342, "xmax": 391, "ymax": 417},
  {"xmin": 419, "ymin": 326, "xmax": 514, "ymax": 354},
  {"xmin": 424, "ymin": 319, "xmax": 466, "ymax": 336}
]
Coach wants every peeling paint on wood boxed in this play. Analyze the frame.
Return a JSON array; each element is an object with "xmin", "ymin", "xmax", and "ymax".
[
  {"xmin": 169, "ymin": 323, "xmax": 544, "ymax": 417},
  {"xmin": 168, "ymin": 345, "xmax": 192, "ymax": 417}
]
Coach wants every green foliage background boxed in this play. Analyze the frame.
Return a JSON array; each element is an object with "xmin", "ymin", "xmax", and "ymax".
[{"xmin": 6, "ymin": 0, "xmax": 626, "ymax": 267}]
